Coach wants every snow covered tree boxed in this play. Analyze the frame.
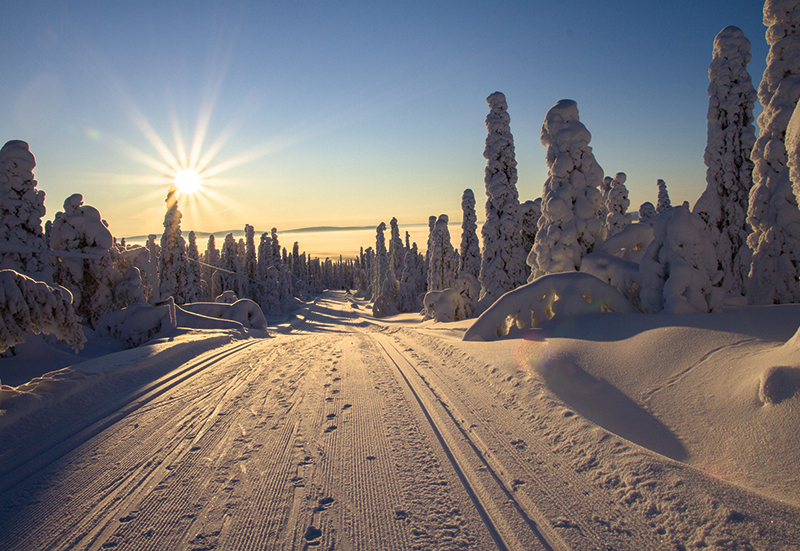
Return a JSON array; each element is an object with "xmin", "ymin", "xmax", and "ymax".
[
  {"xmin": 747, "ymin": 0, "xmax": 800, "ymax": 304},
  {"xmin": 531, "ymin": 99, "xmax": 606, "ymax": 280},
  {"xmin": 243, "ymin": 224, "xmax": 258, "ymax": 299},
  {"xmin": 372, "ymin": 222, "xmax": 389, "ymax": 301},
  {"xmin": 640, "ymin": 206, "xmax": 723, "ymax": 314},
  {"xmin": 0, "ymin": 140, "xmax": 52, "ymax": 283},
  {"xmin": 158, "ymin": 187, "xmax": 194, "ymax": 305},
  {"xmin": 427, "ymin": 214, "xmax": 457, "ymax": 292},
  {"xmin": 656, "ymin": 179, "xmax": 672, "ymax": 214},
  {"xmin": 458, "ymin": 189, "xmax": 481, "ymax": 281},
  {"xmin": 693, "ymin": 26, "xmax": 757, "ymax": 296},
  {"xmin": 50, "ymin": 194, "xmax": 117, "ymax": 328},
  {"xmin": 519, "ymin": 198, "xmax": 541, "ymax": 278},
  {"xmin": 388, "ymin": 217, "xmax": 404, "ymax": 277},
  {"xmin": 0, "ymin": 269, "xmax": 86, "ymax": 353},
  {"xmin": 477, "ymin": 92, "xmax": 527, "ymax": 312},
  {"xmin": 397, "ymin": 243, "xmax": 425, "ymax": 312},
  {"xmin": 425, "ymin": 215, "xmax": 436, "ymax": 267},
  {"xmin": 203, "ymin": 235, "xmax": 220, "ymax": 300},
  {"xmin": 215, "ymin": 233, "xmax": 240, "ymax": 297},
  {"xmin": 185, "ymin": 231, "xmax": 204, "ymax": 303},
  {"xmin": 639, "ymin": 202, "xmax": 658, "ymax": 227},
  {"xmin": 605, "ymin": 173, "xmax": 633, "ymax": 238}
]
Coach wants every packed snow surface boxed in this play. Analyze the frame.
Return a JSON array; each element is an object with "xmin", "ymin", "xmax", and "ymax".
[{"xmin": 1, "ymin": 291, "xmax": 799, "ymax": 550}]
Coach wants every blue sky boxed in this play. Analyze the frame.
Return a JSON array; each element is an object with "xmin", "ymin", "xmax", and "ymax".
[{"xmin": 2, "ymin": 0, "xmax": 767, "ymax": 238}]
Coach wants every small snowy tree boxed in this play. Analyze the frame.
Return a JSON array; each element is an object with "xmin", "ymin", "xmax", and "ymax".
[
  {"xmin": 0, "ymin": 140, "xmax": 52, "ymax": 282},
  {"xmin": 531, "ymin": 100, "xmax": 606, "ymax": 280},
  {"xmin": 458, "ymin": 189, "xmax": 481, "ymax": 281},
  {"xmin": 656, "ymin": 179, "xmax": 672, "ymax": 214},
  {"xmin": 640, "ymin": 206, "xmax": 723, "ymax": 314},
  {"xmin": 693, "ymin": 26, "xmax": 757, "ymax": 296},
  {"xmin": 185, "ymin": 231, "xmax": 204, "ymax": 303},
  {"xmin": 158, "ymin": 187, "xmax": 193, "ymax": 304},
  {"xmin": 427, "ymin": 214, "xmax": 457, "ymax": 292},
  {"xmin": 639, "ymin": 202, "xmax": 658, "ymax": 227},
  {"xmin": 477, "ymin": 92, "xmax": 527, "ymax": 312},
  {"xmin": 605, "ymin": 173, "xmax": 633, "ymax": 238},
  {"xmin": 747, "ymin": 0, "xmax": 800, "ymax": 305},
  {"xmin": 0, "ymin": 269, "xmax": 86, "ymax": 353},
  {"xmin": 50, "ymin": 194, "xmax": 117, "ymax": 328},
  {"xmin": 215, "ymin": 233, "xmax": 241, "ymax": 296}
]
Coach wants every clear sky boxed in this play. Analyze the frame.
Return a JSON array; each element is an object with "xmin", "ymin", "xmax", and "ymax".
[{"xmin": 2, "ymin": 0, "xmax": 768, "ymax": 239}]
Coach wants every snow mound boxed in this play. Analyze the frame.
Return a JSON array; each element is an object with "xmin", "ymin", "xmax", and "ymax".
[
  {"xmin": 0, "ymin": 269, "xmax": 86, "ymax": 353},
  {"xmin": 180, "ymin": 299, "xmax": 269, "ymax": 332},
  {"xmin": 95, "ymin": 300, "xmax": 177, "ymax": 349},
  {"xmin": 464, "ymin": 272, "xmax": 638, "ymax": 341}
]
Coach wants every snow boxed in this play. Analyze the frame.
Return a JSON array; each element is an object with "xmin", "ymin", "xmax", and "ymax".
[{"xmin": 3, "ymin": 290, "xmax": 799, "ymax": 549}]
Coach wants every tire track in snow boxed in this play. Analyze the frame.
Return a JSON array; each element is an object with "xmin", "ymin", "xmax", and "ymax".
[
  {"xmin": 372, "ymin": 332, "xmax": 557, "ymax": 551},
  {"xmin": 388, "ymin": 329, "xmax": 669, "ymax": 550}
]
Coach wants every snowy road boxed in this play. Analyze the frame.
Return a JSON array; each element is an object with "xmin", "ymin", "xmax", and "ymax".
[{"xmin": 1, "ymin": 292, "xmax": 798, "ymax": 550}]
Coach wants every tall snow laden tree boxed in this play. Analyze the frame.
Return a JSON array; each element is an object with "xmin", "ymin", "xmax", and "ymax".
[
  {"xmin": 693, "ymin": 26, "xmax": 757, "ymax": 296},
  {"xmin": 605, "ymin": 173, "xmax": 633, "ymax": 238},
  {"xmin": 531, "ymin": 100, "xmax": 606, "ymax": 280},
  {"xmin": 50, "ymin": 193, "xmax": 118, "ymax": 328},
  {"xmin": 747, "ymin": 0, "xmax": 800, "ymax": 304},
  {"xmin": 216, "ymin": 233, "xmax": 241, "ymax": 297},
  {"xmin": 427, "ymin": 214, "xmax": 457, "ymax": 292},
  {"xmin": 372, "ymin": 222, "xmax": 389, "ymax": 301},
  {"xmin": 458, "ymin": 189, "xmax": 481, "ymax": 281},
  {"xmin": 388, "ymin": 217, "xmax": 404, "ymax": 277},
  {"xmin": 656, "ymin": 179, "xmax": 672, "ymax": 214},
  {"xmin": 477, "ymin": 92, "xmax": 527, "ymax": 313},
  {"xmin": 0, "ymin": 140, "xmax": 52, "ymax": 283},
  {"xmin": 397, "ymin": 243, "xmax": 426, "ymax": 312},
  {"xmin": 158, "ymin": 187, "xmax": 195, "ymax": 304}
]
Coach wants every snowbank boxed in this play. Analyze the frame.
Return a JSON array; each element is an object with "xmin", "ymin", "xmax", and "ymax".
[{"xmin": 464, "ymin": 272, "xmax": 638, "ymax": 341}]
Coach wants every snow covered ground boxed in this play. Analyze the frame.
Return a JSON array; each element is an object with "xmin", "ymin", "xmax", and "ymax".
[{"xmin": 1, "ymin": 291, "xmax": 799, "ymax": 550}]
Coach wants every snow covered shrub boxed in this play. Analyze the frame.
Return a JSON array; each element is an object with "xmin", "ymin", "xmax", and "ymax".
[
  {"xmin": 422, "ymin": 275, "xmax": 478, "ymax": 322},
  {"xmin": 604, "ymin": 173, "xmax": 633, "ymax": 238},
  {"xmin": 458, "ymin": 189, "xmax": 481, "ymax": 281},
  {"xmin": 747, "ymin": 0, "xmax": 800, "ymax": 305},
  {"xmin": 159, "ymin": 187, "xmax": 196, "ymax": 305},
  {"xmin": 693, "ymin": 26, "xmax": 757, "ymax": 296},
  {"xmin": 50, "ymin": 194, "xmax": 117, "ymax": 329},
  {"xmin": 639, "ymin": 206, "xmax": 724, "ymax": 314},
  {"xmin": 656, "ymin": 180, "xmax": 672, "ymax": 214},
  {"xmin": 638, "ymin": 202, "xmax": 657, "ymax": 227},
  {"xmin": 597, "ymin": 222, "xmax": 655, "ymax": 263},
  {"xmin": 95, "ymin": 301, "xmax": 177, "ymax": 349},
  {"xmin": 0, "ymin": 269, "xmax": 85, "ymax": 353},
  {"xmin": 114, "ymin": 266, "xmax": 146, "ymax": 309},
  {"xmin": 0, "ymin": 140, "xmax": 52, "ymax": 282},
  {"xmin": 427, "ymin": 214, "xmax": 457, "ymax": 292},
  {"xmin": 463, "ymin": 272, "xmax": 637, "ymax": 341},
  {"xmin": 215, "ymin": 290, "xmax": 238, "ymax": 303},
  {"xmin": 531, "ymin": 100, "xmax": 606, "ymax": 280},
  {"xmin": 477, "ymin": 92, "xmax": 527, "ymax": 313}
]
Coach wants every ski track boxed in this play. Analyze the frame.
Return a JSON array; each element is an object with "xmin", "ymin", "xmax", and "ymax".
[{"xmin": 1, "ymin": 291, "xmax": 799, "ymax": 550}]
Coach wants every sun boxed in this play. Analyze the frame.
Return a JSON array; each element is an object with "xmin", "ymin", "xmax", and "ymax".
[{"xmin": 174, "ymin": 168, "xmax": 202, "ymax": 195}]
